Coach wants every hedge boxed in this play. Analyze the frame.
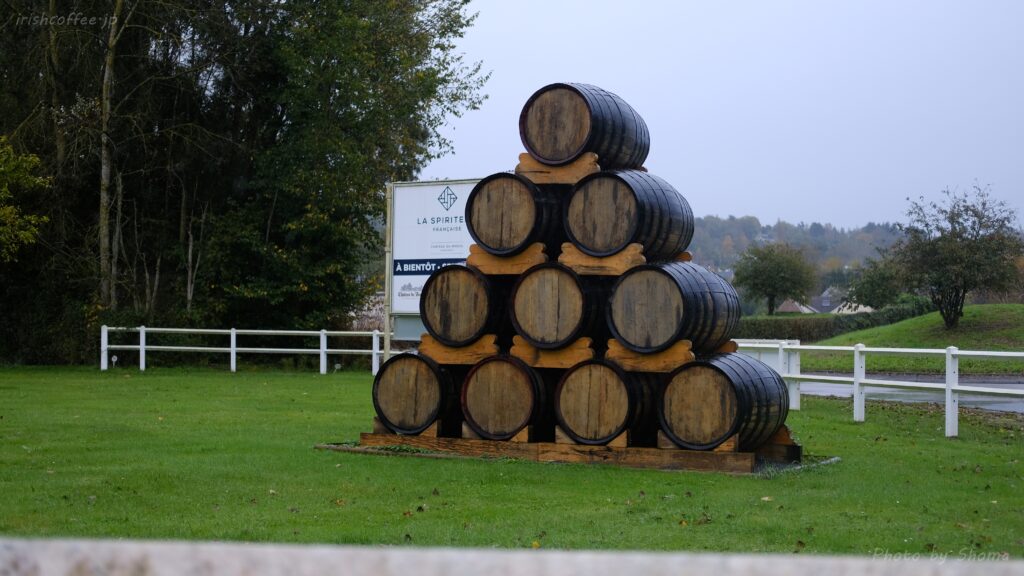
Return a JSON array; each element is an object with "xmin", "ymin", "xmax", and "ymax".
[{"xmin": 733, "ymin": 295, "xmax": 934, "ymax": 342}]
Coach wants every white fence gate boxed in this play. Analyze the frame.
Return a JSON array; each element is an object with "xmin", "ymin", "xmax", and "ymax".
[
  {"xmin": 100, "ymin": 326, "xmax": 387, "ymax": 375},
  {"xmin": 735, "ymin": 339, "xmax": 1024, "ymax": 438}
]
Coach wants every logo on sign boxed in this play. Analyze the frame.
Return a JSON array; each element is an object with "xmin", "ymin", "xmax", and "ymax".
[{"xmin": 437, "ymin": 186, "xmax": 457, "ymax": 211}]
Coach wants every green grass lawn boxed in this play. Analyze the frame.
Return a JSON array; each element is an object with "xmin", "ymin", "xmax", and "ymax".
[
  {"xmin": 1, "ymin": 366, "xmax": 1022, "ymax": 556},
  {"xmin": 800, "ymin": 304, "xmax": 1024, "ymax": 375}
]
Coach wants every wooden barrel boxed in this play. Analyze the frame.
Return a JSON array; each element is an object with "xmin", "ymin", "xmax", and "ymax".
[
  {"xmin": 466, "ymin": 173, "xmax": 566, "ymax": 256},
  {"xmin": 608, "ymin": 261, "xmax": 740, "ymax": 354},
  {"xmin": 372, "ymin": 353, "xmax": 463, "ymax": 435},
  {"xmin": 519, "ymin": 83, "xmax": 649, "ymax": 168},
  {"xmin": 659, "ymin": 353, "xmax": 789, "ymax": 451},
  {"xmin": 554, "ymin": 360, "xmax": 658, "ymax": 446},
  {"xmin": 420, "ymin": 265, "xmax": 502, "ymax": 348},
  {"xmin": 460, "ymin": 356, "xmax": 548, "ymax": 441},
  {"xmin": 509, "ymin": 263, "xmax": 609, "ymax": 350},
  {"xmin": 566, "ymin": 170, "xmax": 693, "ymax": 260}
]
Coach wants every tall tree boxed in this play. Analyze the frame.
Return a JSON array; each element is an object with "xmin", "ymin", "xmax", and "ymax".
[
  {"xmin": 891, "ymin": 187, "xmax": 1023, "ymax": 328},
  {"xmin": 846, "ymin": 256, "xmax": 903, "ymax": 309},
  {"xmin": 0, "ymin": 137, "xmax": 48, "ymax": 262},
  {"xmin": 0, "ymin": 0, "xmax": 486, "ymax": 361},
  {"xmin": 733, "ymin": 243, "xmax": 816, "ymax": 315}
]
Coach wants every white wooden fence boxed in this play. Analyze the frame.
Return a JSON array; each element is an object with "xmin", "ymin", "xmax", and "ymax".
[
  {"xmin": 735, "ymin": 339, "xmax": 1024, "ymax": 438},
  {"xmin": 2, "ymin": 537, "xmax": 1019, "ymax": 576},
  {"xmin": 100, "ymin": 325, "xmax": 387, "ymax": 375}
]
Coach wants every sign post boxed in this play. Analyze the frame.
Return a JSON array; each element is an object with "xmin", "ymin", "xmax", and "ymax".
[{"xmin": 384, "ymin": 179, "xmax": 478, "ymax": 360}]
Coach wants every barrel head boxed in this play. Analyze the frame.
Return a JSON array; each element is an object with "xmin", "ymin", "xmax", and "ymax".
[
  {"xmin": 467, "ymin": 175, "xmax": 537, "ymax": 254},
  {"xmin": 512, "ymin": 265, "xmax": 585, "ymax": 348},
  {"xmin": 662, "ymin": 365, "xmax": 739, "ymax": 449},
  {"xmin": 462, "ymin": 358, "xmax": 536, "ymax": 440},
  {"xmin": 556, "ymin": 362, "xmax": 629, "ymax": 444},
  {"xmin": 521, "ymin": 87, "xmax": 592, "ymax": 164},
  {"xmin": 373, "ymin": 355, "xmax": 442, "ymax": 434},
  {"xmin": 420, "ymin": 266, "xmax": 490, "ymax": 347},
  {"xmin": 608, "ymin": 268, "xmax": 684, "ymax": 352},
  {"xmin": 567, "ymin": 174, "xmax": 638, "ymax": 256}
]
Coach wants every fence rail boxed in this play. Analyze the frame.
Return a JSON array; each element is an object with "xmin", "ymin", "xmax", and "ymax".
[
  {"xmin": 734, "ymin": 339, "xmax": 1024, "ymax": 438},
  {"xmin": 101, "ymin": 325, "xmax": 387, "ymax": 375}
]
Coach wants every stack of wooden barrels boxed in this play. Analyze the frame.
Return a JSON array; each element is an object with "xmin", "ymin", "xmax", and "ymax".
[{"xmin": 372, "ymin": 82, "xmax": 790, "ymax": 454}]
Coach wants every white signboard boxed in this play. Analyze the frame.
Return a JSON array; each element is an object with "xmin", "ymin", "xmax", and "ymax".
[{"xmin": 389, "ymin": 179, "xmax": 478, "ymax": 315}]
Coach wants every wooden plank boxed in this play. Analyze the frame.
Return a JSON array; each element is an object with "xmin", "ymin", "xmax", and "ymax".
[
  {"xmin": 714, "ymin": 340, "xmax": 739, "ymax": 354},
  {"xmin": 515, "ymin": 152, "xmax": 600, "ymax": 185},
  {"xmin": 418, "ymin": 334, "xmax": 498, "ymax": 365},
  {"xmin": 461, "ymin": 422, "xmax": 481, "ymax": 440},
  {"xmin": 419, "ymin": 421, "xmax": 439, "ymax": 438},
  {"xmin": 510, "ymin": 427, "xmax": 530, "ymax": 443},
  {"xmin": 558, "ymin": 243, "xmax": 646, "ymax": 276},
  {"xmin": 467, "ymin": 243, "xmax": 547, "ymax": 275},
  {"xmin": 535, "ymin": 443, "xmax": 753, "ymax": 473},
  {"xmin": 358, "ymin": 433, "xmax": 755, "ymax": 473},
  {"xmin": 767, "ymin": 424, "xmax": 797, "ymax": 445},
  {"xmin": 555, "ymin": 425, "xmax": 575, "ymax": 445},
  {"xmin": 510, "ymin": 336, "xmax": 594, "ymax": 368},
  {"xmin": 713, "ymin": 434, "xmax": 739, "ymax": 453},
  {"xmin": 605, "ymin": 339, "xmax": 695, "ymax": 373},
  {"xmin": 657, "ymin": 430, "xmax": 677, "ymax": 450},
  {"xmin": 360, "ymin": 433, "xmax": 538, "ymax": 460},
  {"xmin": 372, "ymin": 417, "xmax": 389, "ymax": 435},
  {"xmin": 755, "ymin": 442, "xmax": 803, "ymax": 464},
  {"xmin": 607, "ymin": 431, "xmax": 628, "ymax": 448}
]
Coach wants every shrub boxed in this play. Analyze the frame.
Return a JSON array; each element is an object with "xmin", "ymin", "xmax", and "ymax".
[{"xmin": 734, "ymin": 295, "xmax": 933, "ymax": 342}]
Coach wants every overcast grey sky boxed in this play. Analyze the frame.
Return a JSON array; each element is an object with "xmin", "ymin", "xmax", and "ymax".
[{"xmin": 418, "ymin": 0, "xmax": 1024, "ymax": 229}]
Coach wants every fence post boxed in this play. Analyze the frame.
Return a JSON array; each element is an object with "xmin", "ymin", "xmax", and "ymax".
[
  {"xmin": 853, "ymin": 343, "xmax": 865, "ymax": 422},
  {"xmin": 230, "ymin": 328, "xmax": 237, "ymax": 373},
  {"xmin": 945, "ymin": 346, "xmax": 959, "ymax": 438},
  {"xmin": 787, "ymin": 345, "xmax": 801, "ymax": 411},
  {"xmin": 139, "ymin": 326, "xmax": 147, "ymax": 372},
  {"xmin": 372, "ymin": 330, "xmax": 381, "ymax": 375},
  {"xmin": 319, "ymin": 330, "xmax": 328, "ymax": 375},
  {"xmin": 100, "ymin": 325, "xmax": 109, "ymax": 370}
]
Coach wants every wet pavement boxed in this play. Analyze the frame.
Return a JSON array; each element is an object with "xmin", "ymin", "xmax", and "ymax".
[{"xmin": 797, "ymin": 374, "xmax": 1024, "ymax": 413}]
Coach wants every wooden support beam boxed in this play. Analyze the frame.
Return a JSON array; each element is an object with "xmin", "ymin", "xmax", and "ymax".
[
  {"xmin": 418, "ymin": 334, "xmax": 499, "ymax": 365},
  {"xmin": 514, "ymin": 152, "xmax": 600, "ymax": 185},
  {"xmin": 510, "ymin": 336, "xmax": 594, "ymax": 369},
  {"xmin": 558, "ymin": 243, "xmax": 645, "ymax": 276},
  {"xmin": 467, "ymin": 243, "xmax": 548, "ymax": 275},
  {"xmin": 605, "ymin": 339, "xmax": 695, "ymax": 373}
]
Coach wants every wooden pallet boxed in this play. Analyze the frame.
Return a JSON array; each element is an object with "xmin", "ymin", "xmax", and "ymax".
[{"xmin": 355, "ymin": 424, "xmax": 802, "ymax": 474}]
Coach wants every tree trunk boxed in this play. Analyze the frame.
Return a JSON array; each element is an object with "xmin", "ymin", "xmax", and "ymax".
[
  {"xmin": 45, "ymin": 0, "xmax": 66, "ymax": 173},
  {"xmin": 98, "ymin": 0, "xmax": 125, "ymax": 306},
  {"xmin": 767, "ymin": 295, "xmax": 776, "ymax": 315},
  {"xmin": 110, "ymin": 170, "xmax": 124, "ymax": 310}
]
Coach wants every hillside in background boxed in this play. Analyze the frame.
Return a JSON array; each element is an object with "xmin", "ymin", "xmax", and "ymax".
[
  {"xmin": 688, "ymin": 216, "xmax": 902, "ymax": 275},
  {"xmin": 800, "ymin": 304, "xmax": 1024, "ymax": 374}
]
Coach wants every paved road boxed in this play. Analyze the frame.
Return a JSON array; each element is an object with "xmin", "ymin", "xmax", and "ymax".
[{"xmin": 797, "ymin": 374, "xmax": 1024, "ymax": 413}]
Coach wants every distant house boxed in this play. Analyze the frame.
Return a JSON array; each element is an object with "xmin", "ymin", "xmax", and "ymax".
[
  {"xmin": 776, "ymin": 299, "xmax": 818, "ymax": 314},
  {"xmin": 833, "ymin": 301, "xmax": 873, "ymax": 315},
  {"xmin": 810, "ymin": 287, "xmax": 848, "ymax": 314}
]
